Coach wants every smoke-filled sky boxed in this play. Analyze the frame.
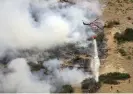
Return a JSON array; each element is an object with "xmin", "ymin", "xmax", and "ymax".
[{"xmin": 0, "ymin": 0, "xmax": 102, "ymax": 93}]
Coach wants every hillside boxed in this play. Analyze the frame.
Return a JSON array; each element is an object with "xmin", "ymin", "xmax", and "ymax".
[
  {"xmin": 99, "ymin": 0, "xmax": 133, "ymax": 93},
  {"xmin": 0, "ymin": 0, "xmax": 133, "ymax": 93}
]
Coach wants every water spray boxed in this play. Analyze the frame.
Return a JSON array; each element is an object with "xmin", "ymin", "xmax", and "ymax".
[
  {"xmin": 92, "ymin": 36, "xmax": 100, "ymax": 82},
  {"xmin": 83, "ymin": 19, "xmax": 101, "ymax": 82}
]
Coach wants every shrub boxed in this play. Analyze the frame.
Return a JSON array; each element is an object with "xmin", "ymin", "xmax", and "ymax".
[
  {"xmin": 81, "ymin": 72, "xmax": 130, "ymax": 93},
  {"xmin": 60, "ymin": 85, "xmax": 74, "ymax": 93},
  {"xmin": 96, "ymin": 32, "xmax": 105, "ymax": 42},
  {"xmin": 99, "ymin": 72, "xmax": 130, "ymax": 85},
  {"xmin": 114, "ymin": 28, "xmax": 133, "ymax": 44},
  {"xmin": 100, "ymin": 72, "xmax": 130, "ymax": 80},
  {"xmin": 104, "ymin": 20, "xmax": 120, "ymax": 28},
  {"xmin": 127, "ymin": 56, "xmax": 131, "ymax": 60},
  {"xmin": 28, "ymin": 62, "xmax": 45, "ymax": 71},
  {"xmin": 81, "ymin": 78, "xmax": 101, "ymax": 93},
  {"xmin": 118, "ymin": 48, "xmax": 127, "ymax": 56},
  {"xmin": 101, "ymin": 79, "xmax": 120, "ymax": 85},
  {"xmin": 114, "ymin": 32, "xmax": 124, "ymax": 43}
]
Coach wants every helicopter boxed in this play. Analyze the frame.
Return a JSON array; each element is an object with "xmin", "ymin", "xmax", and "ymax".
[{"xmin": 83, "ymin": 18, "xmax": 104, "ymax": 40}]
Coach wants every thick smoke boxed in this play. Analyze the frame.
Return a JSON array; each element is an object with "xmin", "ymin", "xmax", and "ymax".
[
  {"xmin": 0, "ymin": 58, "xmax": 51, "ymax": 93},
  {"xmin": 0, "ymin": 0, "xmax": 70, "ymax": 49},
  {"xmin": 0, "ymin": 0, "xmax": 102, "ymax": 93},
  {"xmin": 0, "ymin": 0, "xmax": 102, "ymax": 49},
  {"xmin": 0, "ymin": 58, "xmax": 91, "ymax": 92},
  {"xmin": 43, "ymin": 59, "xmax": 90, "ymax": 85}
]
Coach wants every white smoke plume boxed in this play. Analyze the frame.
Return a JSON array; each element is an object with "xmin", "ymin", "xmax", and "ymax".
[
  {"xmin": 0, "ymin": 0, "xmax": 102, "ymax": 49},
  {"xmin": 0, "ymin": 0, "xmax": 103, "ymax": 93},
  {"xmin": 0, "ymin": 58, "xmax": 51, "ymax": 93},
  {"xmin": 43, "ymin": 59, "xmax": 90, "ymax": 85},
  {"xmin": 0, "ymin": 58, "xmax": 91, "ymax": 93}
]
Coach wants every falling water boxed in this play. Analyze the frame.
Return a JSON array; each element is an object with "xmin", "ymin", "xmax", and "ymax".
[{"xmin": 91, "ymin": 38, "xmax": 100, "ymax": 82}]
